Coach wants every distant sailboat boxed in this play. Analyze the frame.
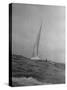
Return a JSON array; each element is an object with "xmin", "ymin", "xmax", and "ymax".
[{"xmin": 31, "ymin": 22, "xmax": 43, "ymax": 60}]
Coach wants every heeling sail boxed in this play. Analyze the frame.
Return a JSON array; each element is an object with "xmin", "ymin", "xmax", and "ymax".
[{"xmin": 32, "ymin": 22, "xmax": 42, "ymax": 57}]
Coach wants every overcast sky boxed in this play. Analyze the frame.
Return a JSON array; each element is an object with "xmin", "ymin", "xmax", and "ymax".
[{"xmin": 12, "ymin": 3, "xmax": 65, "ymax": 63}]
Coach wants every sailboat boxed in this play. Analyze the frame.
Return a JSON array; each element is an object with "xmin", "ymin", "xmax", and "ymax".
[{"xmin": 31, "ymin": 22, "xmax": 43, "ymax": 60}]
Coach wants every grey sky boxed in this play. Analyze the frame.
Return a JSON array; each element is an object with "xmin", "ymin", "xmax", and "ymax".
[{"xmin": 12, "ymin": 3, "xmax": 65, "ymax": 63}]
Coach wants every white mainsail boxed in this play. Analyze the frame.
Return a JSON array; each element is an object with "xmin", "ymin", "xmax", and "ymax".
[{"xmin": 31, "ymin": 22, "xmax": 42, "ymax": 60}]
